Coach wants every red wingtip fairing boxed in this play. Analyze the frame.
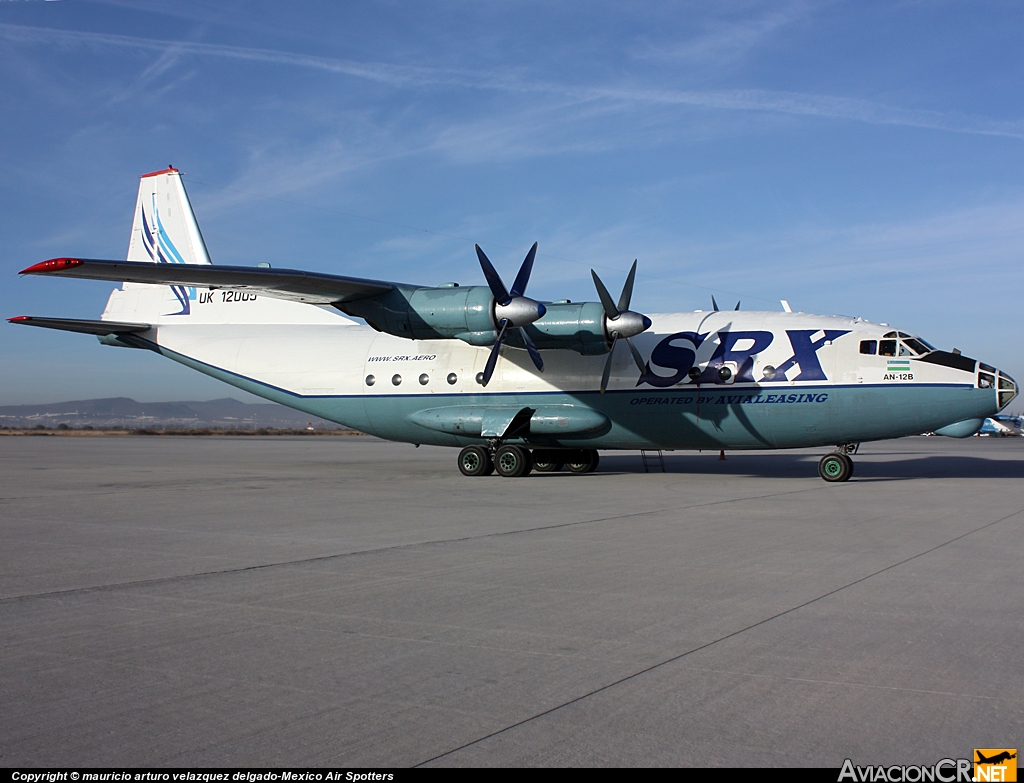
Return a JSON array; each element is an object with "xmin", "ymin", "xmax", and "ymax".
[
  {"xmin": 19, "ymin": 258, "xmax": 85, "ymax": 274},
  {"xmin": 7, "ymin": 316, "xmax": 30, "ymax": 323}
]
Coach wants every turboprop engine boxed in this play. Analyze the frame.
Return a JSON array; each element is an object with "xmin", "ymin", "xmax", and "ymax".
[{"xmin": 339, "ymin": 243, "xmax": 652, "ymax": 387}]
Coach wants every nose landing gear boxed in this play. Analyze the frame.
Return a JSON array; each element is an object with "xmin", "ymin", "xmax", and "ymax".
[{"xmin": 818, "ymin": 452, "xmax": 854, "ymax": 482}]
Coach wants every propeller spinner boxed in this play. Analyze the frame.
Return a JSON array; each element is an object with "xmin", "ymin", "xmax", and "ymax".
[
  {"xmin": 591, "ymin": 260, "xmax": 652, "ymax": 393},
  {"xmin": 475, "ymin": 243, "xmax": 547, "ymax": 386}
]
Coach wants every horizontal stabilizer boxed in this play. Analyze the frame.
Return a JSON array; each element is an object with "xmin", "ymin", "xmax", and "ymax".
[
  {"xmin": 8, "ymin": 316, "xmax": 152, "ymax": 335},
  {"xmin": 20, "ymin": 258, "xmax": 395, "ymax": 306}
]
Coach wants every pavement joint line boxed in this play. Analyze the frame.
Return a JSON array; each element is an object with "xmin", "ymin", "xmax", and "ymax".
[
  {"xmin": 0, "ymin": 484, "xmax": 825, "ymax": 604},
  {"xmin": 413, "ymin": 505, "xmax": 1024, "ymax": 767}
]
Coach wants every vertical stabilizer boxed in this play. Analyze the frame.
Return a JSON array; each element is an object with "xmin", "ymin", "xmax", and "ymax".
[
  {"xmin": 125, "ymin": 167, "xmax": 210, "ymax": 315},
  {"xmin": 127, "ymin": 167, "xmax": 212, "ymax": 266}
]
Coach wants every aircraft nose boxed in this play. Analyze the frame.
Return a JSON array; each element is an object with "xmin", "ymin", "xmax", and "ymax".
[{"xmin": 984, "ymin": 363, "xmax": 1019, "ymax": 411}]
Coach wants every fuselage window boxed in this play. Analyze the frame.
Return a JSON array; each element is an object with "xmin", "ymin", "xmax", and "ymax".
[
  {"xmin": 365, "ymin": 375, "xmax": 375, "ymax": 386},
  {"xmin": 879, "ymin": 339, "xmax": 897, "ymax": 357},
  {"xmin": 860, "ymin": 340, "xmax": 877, "ymax": 355},
  {"xmin": 419, "ymin": 373, "xmax": 429, "ymax": 385},
  {"xmin": 447, "ymin": 373, "xmax": 458, "ymax": 385},
  {"xmin": 392, "ymin": 374, "xmax": 402, "ymax": 386}
]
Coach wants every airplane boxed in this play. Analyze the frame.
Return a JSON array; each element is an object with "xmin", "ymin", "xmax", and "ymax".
[
  {"xmin": 9, "ymin": 167, "xmax": 1019, "ymax": 481},
  {"xmin": 977, "ymin": 415, "xmax": 1023, "ymax": 437},
  {"xmin": 976, "ymin": 751, "xmax": 1016, "ymax": 765}
]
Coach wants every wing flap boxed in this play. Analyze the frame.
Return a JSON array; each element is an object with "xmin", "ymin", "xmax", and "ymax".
[
  {"xmin": 20, "ymin": 258, "xmax": 395, "ymax": 305},
  {"xmin": 8, "ymin": 316, "xmax": 152, "ymax": 335}
]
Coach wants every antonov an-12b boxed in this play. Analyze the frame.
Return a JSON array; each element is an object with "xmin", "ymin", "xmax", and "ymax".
[{"xmin": 10, "ymin": 168, "xmax": 1018, "ymax": 480}]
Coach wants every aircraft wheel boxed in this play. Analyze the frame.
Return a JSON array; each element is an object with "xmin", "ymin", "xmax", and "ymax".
[
  {"xmin": 818, "ymin": 453, "xmax": 852, "ymax": 482},
  {"xmin": 495, "ymin": 445, "xmax": 532, "ymax": 477},
  {"xmin": 566, "ymin": 449, "xmax": 600, "ymax": 474},
  {"xmin": 532, "ymin": 450, "xmax": 564, "ymax": 472},
  {"xmin": 458, "ymin": 445, "xmax": 493, "ymax": 477}
]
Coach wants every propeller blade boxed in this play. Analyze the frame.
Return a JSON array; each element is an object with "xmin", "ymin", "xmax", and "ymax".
[
  {"xmin": 591, "ymin": 270, "xmax": 619, "ymax": 319},
  {"xmin": 519, "ymin": 326, "xmax": 544, "ymax": 372},
  {"xmin": 481, "ymin": 320, "xmax": 509, "ymax": 386},
  {"xmin": 711, "ymin": 295, "xmax": 719, "ymax": 312},
  {"xmin": 600, "ymin": 333, "xmax": 619, "ymax": 393},
  {"xmin": 617, "ymin": 259, "xmax": 638, "ymax": 313},
  {"xmin": 625, "ymin": 337, "xmax": 646, "ymax": 374},
  {"xmin": 509, "ymin": 242, "xmax": 538, "ymax": 299},
  {"xmin": 734, "ymin": 301, "xmax": 741, "ymax": 311},
  {"xmin": 475, "ymin": 245, "xmax": 510, "ymax": 305}
]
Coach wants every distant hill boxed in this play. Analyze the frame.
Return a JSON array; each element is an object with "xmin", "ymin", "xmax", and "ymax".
[{"xmin": 0, "ymin": 397, "xmax": 347, "ymax": 430}]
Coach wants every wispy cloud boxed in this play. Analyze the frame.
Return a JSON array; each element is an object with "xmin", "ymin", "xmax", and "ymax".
[
  {"xmin": 631, "ymin": 1, "xmax": 813, "ymax": 67},
  {"xmin": 2, "ymin": 22, "xmax": 1022, "ymax": 140}
]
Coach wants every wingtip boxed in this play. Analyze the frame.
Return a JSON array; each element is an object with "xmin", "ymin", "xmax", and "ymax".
[
  {"xmin": 20, "ymin": 258, "xmax": 84, "ymax": 275},
  {"xmin": 8, "ymin": 316, "xmax": 30, "ymax": 323}
]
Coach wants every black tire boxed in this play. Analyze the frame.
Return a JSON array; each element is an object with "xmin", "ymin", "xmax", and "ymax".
[
  {"xmin": 532, "ymin": 449, "xmax": 564, "ymax": 472},
  {"xmin": 458, "ymin": 445, "xmax": 493, "ymax": 477},
  {"xmin": 818, "ymin": 453, "xmax": 852, "ymax": 482},
  {"xmin": 495, "ymin": 445, "xmax": 532, "ymax": 477},
  {"xmin": 566, "ymin": 449, "xmax": 599, "ymax": 474}
]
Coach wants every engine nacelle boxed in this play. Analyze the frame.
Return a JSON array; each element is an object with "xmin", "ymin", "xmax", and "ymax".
[
  {"xmin": 521, "ymin": 301, "xmax": 609, "ymax": 355},
  {"xmin": 339, "ymin": 285, "xmax": 496, "ymax": 341},
  {"xmin": 340, "ymin": 289, "xmax": 611, "ymax": 355}
]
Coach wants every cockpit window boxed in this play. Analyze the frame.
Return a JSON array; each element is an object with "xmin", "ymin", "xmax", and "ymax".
[
  {"xmin": 918, "ymin": 338, "xmax": 936, "ymax": 351},
  {"xmin": 879, "ymin": 339, "xmax": 897, "ymax": 357},
  {"xmin": 903, "ymin": 338, "xmax": 931, "ymax": 355},
  {"xmin": 898, "ymin": 343, "xmax": 914, "ymax": 357},
  {"xmin": 883, "ymin": 331, "xmax": 897, "ymax": 338},
  {"xmin": 860, "ymin": 340, "xmax": 877, "ymax": 355}
]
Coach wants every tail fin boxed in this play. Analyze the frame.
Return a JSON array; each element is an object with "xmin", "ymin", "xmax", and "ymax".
[{"xmin": 127, "ymin": 167, "xmax": 211, "ymax": 266}]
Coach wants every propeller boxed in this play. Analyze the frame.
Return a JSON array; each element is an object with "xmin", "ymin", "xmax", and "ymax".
[
  {"xmin": 711, "ymin": 295, "xmax": 740, "ymax": 311},
  {"xmin": 475, "ymin": 243, "xmax": 547, "ymax": 386},
  {"xmin": 592, "ymin": 260, "xmax": 653, "ymax": 393}
]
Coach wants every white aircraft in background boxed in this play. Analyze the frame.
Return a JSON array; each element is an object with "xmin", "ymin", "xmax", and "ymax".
[{"xmin": 10, "ymin": 168, "xmax": 1018, "ymax": 480}]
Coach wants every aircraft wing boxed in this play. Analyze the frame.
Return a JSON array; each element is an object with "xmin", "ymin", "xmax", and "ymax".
[{"xmin": 20, "ymin": 258, "xmax": 396, "ymax": 305}]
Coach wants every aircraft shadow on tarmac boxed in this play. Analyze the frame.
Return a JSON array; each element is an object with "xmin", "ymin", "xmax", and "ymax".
[{"xmin": 568, "ymin": 453, "xmax": 1024, "ymax": 480}]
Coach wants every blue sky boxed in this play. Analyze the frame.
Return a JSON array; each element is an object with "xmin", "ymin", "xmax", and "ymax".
[{"xmin": 1, "ymin": 0, "xmax": 1022, "ymax": 406}]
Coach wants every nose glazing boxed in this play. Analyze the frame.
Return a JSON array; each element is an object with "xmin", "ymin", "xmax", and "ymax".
[{"xmin": 995, "ymin": 369, "xmax": 1018, "ymax": 411}]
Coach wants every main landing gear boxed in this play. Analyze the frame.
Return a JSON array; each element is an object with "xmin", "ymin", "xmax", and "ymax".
[
  {"xmin": 818, "ymin": 450, "xmax": 856, "ymax": 482},
  {"xmin": 457, "ymin": 446, "xmax": 599, "ymax": 477}
]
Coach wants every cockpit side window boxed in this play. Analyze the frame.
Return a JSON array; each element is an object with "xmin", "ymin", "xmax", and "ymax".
[
  {"xmin": 898, "ymin": 343, "xmax": 914, "ymax": 357},
  {"xmin": 903, "ymin": 338, "xmax": 930, "ymax": 355},
  {"xmin": 860, "ymin": 340, "xmax": 877, "ymax": 355},
  {"xmin": 879, "ymin": 339, "xmax": 897, "ymax": 357}
]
